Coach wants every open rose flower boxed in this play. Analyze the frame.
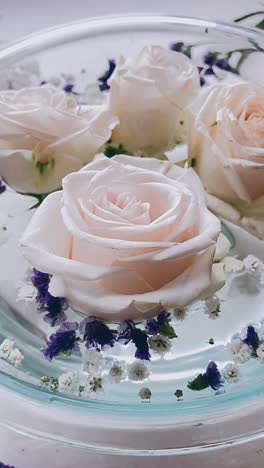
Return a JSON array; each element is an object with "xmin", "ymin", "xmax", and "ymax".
[
  {"xmin": 108, "ymin": 46, "xmax": 200, "ymax": 155},
  {"xmin": 20, "ymin": 155, "xmax": 221, "ymax": 321},
  {"xmin": 189, "ymin": 82, "xmax": 264, "ymax": 239},
  {"xmin": 0, "ymin": 85, "xmax": 118, "ymax": 194}
]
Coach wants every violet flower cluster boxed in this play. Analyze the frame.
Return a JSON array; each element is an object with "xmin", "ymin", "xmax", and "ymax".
[
  {"xmin": 98, "ymin": 59, "xmax": 116, "ymax": 91},
  {"xmin": 0, "ymin": 178, "xmax": 6, "ymax": 194},
  {"xmin": 31, "ymin": 270, "xmax": 177, "ymax": 362},
  {"xmin": 42, "ymin": 322, "xmax": 80, "ymax": 360},
  {"xmin": 188, "ymin": 361, "xmax": 224, "ymax": 392},
  {"xmin": 118, "ymin": 320, "xmax": 151, "ymax": 361},
  {"xmin": 80, "ymin": 316, "xmax": 117, "ymax": 350},
  {"xmin": 31, "ymin": 269, "xmax": 68, "ymax": 327}
]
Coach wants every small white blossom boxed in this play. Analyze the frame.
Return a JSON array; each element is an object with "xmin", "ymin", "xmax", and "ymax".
[
  {"xmin": 83, "ymin": 349, "xmax": 104, "ymax": 375},
  {"xmin": 138, "ymin": 387, "xmax": 151, "ymax": 399},
  {"xmin": 222, "ymin": 363, "xmax": 240, "ymax": 384},
  {"xmin": 172, "ymin": 307, "xmax": 188, "ymax": 321},
  {"xmin": 17, "ymin": 283, "xmax": 37, "ymax": 303},
  {"xmin": 226, "ymin": 338, "xmax": 252, "ymax": 364},
  {"xmin": 89, "ymin": 377, "xmax": 103, "ymax": 393},
  {"xmin": 8, "ymin": 348, "xmax": 24, "ymax": 366},
  {"xmin": 204, "ymin": 296, "xmax": 220, "ymax": 319},
  {"xmin": 244, "ymin": 255, "xmax": 264, "ymax": 286},
  {"xmin": 128, "ymin": 361, "xmax": 150, "ymax": 382},
  {"xmin": 108, "ymin": 360, "xmax": 126, "ymax": 383},
  {"xmin": 257, "ymin": 343, "xmax": 264, "ymax": 363},
  {"xmin": 0, "ymin": 339, "xmax": 14, "ymax": 358},
  {"xmin": 58, "ymin": 372, "xmax": 76, "ymax": 392},
  {"xmin": 149, "ymin": 334, "xmax": 172, "ymax": 355},
  {"xmin": 0, "ymin": 60, "xmax": 40, "ymax": 90},
  {"xmin": 221, "ymin": 256, "xmax": 244, "ymax": 273}
]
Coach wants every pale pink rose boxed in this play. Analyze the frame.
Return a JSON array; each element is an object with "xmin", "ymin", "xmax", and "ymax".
[
  {"xmin": 0, "ymin": 86, "xmax": 118, "ymax": 194},
  {"xmin": 108, "ymin": 46, "xmax": 200, "ymax": 155},
  {"xmin": 20, "ymin": 155, "xmax": 221, "ymax": 321},
  {"xmin": 189, "ymin": 82, "xmax": 264, "ymax": 239}
]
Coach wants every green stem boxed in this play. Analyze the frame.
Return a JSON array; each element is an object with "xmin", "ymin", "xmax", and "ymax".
[{"xmin": 233, "ymin": 11, "xmax": 264, "ymax": 23}]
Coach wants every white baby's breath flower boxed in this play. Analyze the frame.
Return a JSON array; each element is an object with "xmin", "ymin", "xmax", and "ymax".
[
  {"xmin": 58, "ymin": 372, "xmax": 76, "ymax": 392},
  {"xmin": 108, "ymin": 360, "xmax": 126, "ymax": 383},
  {"xmin": 138, "ymin": 387, "xmax": 152, "ymax": 399},
  {"xmin": 17, "ymin": 283, "xmax": 37, "ymax": 303},
  {"xmin": 0, "ymin": 339, "xmax": 14, "ymax": 359},
  {"xmin": 221, "ymin": 256, "xmax": 244, "ymax": 273},
  {"xmin": 172, "ymin": 307, "xmax": 188, "ymax": 321},
  {"xmin": 222, "ymin": 363, "xmax": 240, "ymax": 384},
  {"xmin": 149, "ymin": 334, "xmax": 172, "ymax": 355},
  {"xmin": 128, "ymin": 361, "xmax": 150, "ymax": 382},
  {"xmin": 256, "ymin": 343, "xmax": 264, "ymax": 363},
  {"xmin": 204, "ymin": 296, "xmax": 221, "ymax": 319},
  {"xmin": 244, "ymin": 255, "xmax": 264, "ymax": 286},
  {"xmin": 8, "ymin": 348, "xmax": 24, "ymax": 366},
  {"xmin": 89, "ymin": 376, "xmax": 103, "ymax": 393},
  {"xmin": 226, "ymin": 337, "xmax": 252, "ymax": 364},
  {"xmin": 0, "ymin": 59, "xmax": 40, "ymax": 90},
  {"xmin": 83, "ymin": 349, "xmax": 104, "ymax": 375}
]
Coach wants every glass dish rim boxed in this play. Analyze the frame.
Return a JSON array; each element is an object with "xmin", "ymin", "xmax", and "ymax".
[
  {"xmin": 1, "ymin": 13, "xmax": 264, "ymax": 453},
  {"xmin": 0, "ymin": 13, "xmax": 263, "ymax": 66}
]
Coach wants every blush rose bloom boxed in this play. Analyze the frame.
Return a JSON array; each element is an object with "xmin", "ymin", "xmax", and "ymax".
[
  {"xmin": 20, "ymin": 155, "xmax": 221, "ymax": 321},
  {"xmin": 108, "ymin": 46, "xmax": 200, "ymax": 155},
  {"xmin": 0, "ymin": 85, "xmax": 118, "ymax": 194},
  {"xmin": 189, "ymin": 82, "xmax": 264, "ymax": 239}
]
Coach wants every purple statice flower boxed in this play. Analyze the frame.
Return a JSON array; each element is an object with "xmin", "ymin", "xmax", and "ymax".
[
  {"xmin": 117, "ymin": 320, "xmax": 135, "ymax": 344},
  {"xmin": 63, "ymin": 83, "xmax": 79, "ymax": 95},
  {"xmin": 98, "ymin": 59, "xmax": 116, "ymax": 91},
  {"xmin": 31, "ymin": 269, "xmax": 67, "ymax": 327},
  {"xmin": 200, "ymin": 76, "xmax": 206, "ymax": 87},
  {"xmin": 80, "ymin": 316, "xmax": 117, "ymax": 350},
  {"xmin": 203, "ymin": 361, "xmax": 224, "ymax": 391},
  {"xmin": 118, "ymin": 320, "xmax": 150, "ymax": 361},
  {"xmin": 204, "ymin": 52, "xmax": 237, "ymax": 74},
  {"xmin": 42, "ymin": 322, "xmax": 80, "ymax": 360},
  {"xmin": 204, "ymin": 52, "xmax": 218, "ymax": 66},
  {"xmin": 40, "ymin": 296, "xmax": 68, "ymax": 327},
  {"xmin": 214, "ymin": 58, "xmax": 235, "ymax": 72},
  {"xmin": 188, "ymin": 361, "xmax": 224, "ymax": 391},
  {"xmin": 242, "ymin": 325, "xmax": 260, "ymax": 352},
  {"xmin": 0, "ymin": 178, "xmax": 6, "ymax": 194},
  {"xmin": 31, "ymin": 269, "xmax": 50, "ymax": 300},
  {"xmin": 170, "ymin": 42, "xmax": 191, "ymax": 58},
  {"xmin": 204, "ymin": 67, "xmax": 215, "ymax": 76},
  {"xmin": 145, "ymin": 310, "xmax": 171, "ymax": 336},
  {"xmin": 170, "ymin": 41, "xmax": 185, "ymax": 53},
  {"xmin": 0, "ymin": 463, "xmax": 16, "ymax": 468}
]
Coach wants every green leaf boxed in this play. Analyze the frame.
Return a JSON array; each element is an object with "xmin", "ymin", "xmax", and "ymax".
[
  {"xmin": 233, "ymin": 11, "xmax": 264, "ymax": 23},
  {"xmin": 187, "ymin": 374, "xmax": 209, "ymax": 391},
  {"xmin": 159, "ymin": 322, "xmax": 177, "ymax": 339},
  {"xmin": 104, "ymin": 144, "xmax": 130, "ymax": 158},
  {"xmin": 255, "ymin": 19, "xmax": 264, "ymax": 30}
]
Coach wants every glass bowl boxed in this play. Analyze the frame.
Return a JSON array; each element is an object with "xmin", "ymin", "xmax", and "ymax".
[{"xmin": 0, "ymin": 14, "xmax": 264, "ymax": 468}]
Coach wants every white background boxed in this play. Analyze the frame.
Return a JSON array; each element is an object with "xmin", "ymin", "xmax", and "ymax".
[{"xmin": 0, "ymin": 0, "xmax": 263, "ymax": 44}]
